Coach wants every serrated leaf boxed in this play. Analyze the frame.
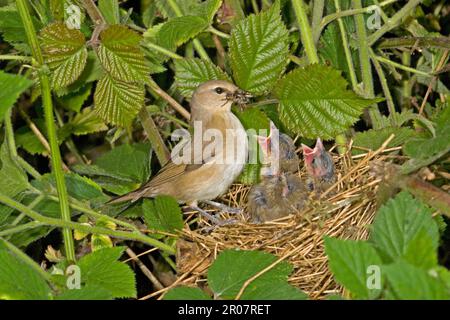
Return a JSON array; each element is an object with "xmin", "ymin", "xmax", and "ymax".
[
  {"xmin": 229, "ymin": 3, "xmax": 288, "ymax": 94},
  {"xmin": 55, "ymin": 83, "xmax": 92, "ymax": 112},
  {"xmin": 275, "ymin": 64, "xmax": 378, "ymax": 139},
  {"xmin": 155, "ymin": 0, "xmax": 201, "ymax": 18},
  {"xmin": 165, "ymin": 287, "xmax": 211, "ymax": 300},
  {"xmin": 174, "ymin": 58, "xmax": 230, "ymax": 97},
  {"xmin": 143, "ymin": 196, "xmax": 183, "ymax": 234},
  {"xmin": 383, "ymin": 261, "xmax": 450, "ymax": 300},
  {"xmin": 369, "ymin": 192, "xmax": 439, "ymax": 264},
  {"xmin": 77, "ymin": 247, "xmax": 136, "ymax": 298},
  {"xmin": 40, "ymin": 22, "xmax": 88, "ymax": 90},
  {"xmin": 59, "ymin": 107, "xmax": 108, "ymax": 140},
  {"xmin": 99, "ymin": 0, "xmax": 120, "ymax": 24},
  {"xmin": 15, "ymin": 127, "xmax": 47, "ymax": 156},
  {"xmin": 0, "ymin": 71, "xmax": 33, "ymax": 122},
  {"xmin": 324, "ymin": 237, "xmax": 383, "ymax": 299},
  {"xmin": 97, "ymin": 25, "xmax": 150, "ymax": 83},
  {"xmin": 208, "ymin": 250, "xmax": 305, "ymax": 300},
  {"xmin": 352, "ymin": 127, "xmax": 416, "ymax": 155},
  {"xmin": 191, "ymin": 0, "xmax": 222, "ymax": 23},
  {"xmin": 94, "ymin": 74, "xmax": 144, "ymax": 127},
  {"xmin": 95, "ymin": 142, "xmax": 152, "ymax": 183},
  {"xmin": 0, "ymin": 240, "xmax": 52, "ymax": 300},
  {"xmin": 403, "ymin": 229, "xmax": 438, "ymax": 269},
  {"xmin": 155, "ymin": 16, "xmax": 209, "ymax": 51}
]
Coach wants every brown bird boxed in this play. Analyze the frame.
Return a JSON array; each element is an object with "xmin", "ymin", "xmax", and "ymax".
[
  {"xmin": 109, "ymin": 80, "xmax": 250, "ymax": 225},
  {"xmin": 247, "ymin": 123, "xmax": 307, "ymax": 223},
  {"xmin": 301, "ymin": 138, "xmax": 336, "ymax": 193}
]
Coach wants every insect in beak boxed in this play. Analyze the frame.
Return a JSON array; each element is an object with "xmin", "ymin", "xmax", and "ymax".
[{"xmin": 228, "ymin": 89, "xmax": 253, "ymax": 110}]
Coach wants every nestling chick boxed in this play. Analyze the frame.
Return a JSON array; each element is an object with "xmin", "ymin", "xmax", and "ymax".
[
  {"xmin": 247, "ymin": 122, "xmax": 307, "ymax": 223},
  {"xmin": 302, "ymin": 138, "xmax": 336, "ymax": 193},
  {"xmin": 109, "ymin": 80, "xmax": 251, "ymax": 225}
]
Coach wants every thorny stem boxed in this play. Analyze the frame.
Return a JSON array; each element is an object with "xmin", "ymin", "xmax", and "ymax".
[
  {"xmin": 377, "ymin": 37, "xmax": 450, "ymax": 50},
  {"xmin": 16, "ymin": 0, "xmax": 76, "ymax": 262}
]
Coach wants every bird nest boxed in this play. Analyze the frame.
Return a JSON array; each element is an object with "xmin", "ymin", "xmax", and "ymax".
[{"xmin": 169, "ymin": 140, "xmax": 400, "ymax": 299}]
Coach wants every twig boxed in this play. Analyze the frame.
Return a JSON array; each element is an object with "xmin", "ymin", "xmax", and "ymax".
[
  {"xmin": 126, "ymin": 247, "xmax": 164, "ymax": 291},
  {"xmin": 146, "ymin": 79, "xmax": 190, "ymax": 120},
  {"xmin": 370, "ymin": 49, "xmax": 397, "ymax": 118}
]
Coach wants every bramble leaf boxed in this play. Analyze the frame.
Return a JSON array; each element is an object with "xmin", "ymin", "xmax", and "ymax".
[
  {"xmin": 229, "ymin": 2, "xmax": 289, "ymax": 94},
  {"xmin": 0, "ymin": 71, "xmax": 33, "ymax": 122},
  {"xmin": 143, "ymin": 196, "xmax": 184, "ymax": 234}
]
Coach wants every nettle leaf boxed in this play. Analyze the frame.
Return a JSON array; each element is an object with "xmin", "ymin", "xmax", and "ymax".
[
  {"xmin": 165, "ymin": 287, "xmax": 211, "ymax": 300},
  {"xmin": 143, "ymin": 196, "xmax": 183, "ymax": 234},
  {"xmin": 77, "ymin": 247, "xmax": 136, "ymax": 299},
  {"xmin": 229, "ymin": 2, "xmax": 289, "ymax": 94},
  {"xmin": 352, "ymin": 127, "xmax": 416, "ymax": 155},
  {"xmin": 0, "ymin": 71, "xmax": 33, "ymax": 122},
  {"xmin": 324, "ymin": 237, "xmax": 383, "ymax": 299},
  {"xmin": 40, "ymin": 22, "xmax": 88, "ymax": 90},
  {"xmin": 0, "ymin": 241, "xmax": 52, "ymax": 300},
  {"xmin": 155, "ymin": 16, "xmax": 209, "ymax": 51},
  {"xmin": 383, "ymin": 261, "xmax": 450, "ymax": 300},
  {"xmin": 174, "ymin": 58, "xmax": 230, "ymax": 97},
  {"xmin": 97, "ymin": 25, "xmax": 150, "ymax": 83},
  {"xmin": 369, "ymin": 192, "xmax": 439, "ymax": 264},
  {"xmin": 94, "ymin": 74, "xmax": 145, "ymax": 127},
  {"xmin": 208, "ymin": 250, "xmax": 306, "ymax": 300},
  {"xmin": 59, "ymin": 107, "xmax": 108, "ymax": 140},
  {"xmin": 275, "ymin": 64, "xmax": 378, "ymax": 140}
]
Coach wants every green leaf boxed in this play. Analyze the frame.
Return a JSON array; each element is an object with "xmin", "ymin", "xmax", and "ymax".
[
  {"xmin": 383, "ymin": 261, "xmax": 450, "ymax": 300},
  {"xmin": 95, "ymin": 142, "xmax": 152, "ymax": 183},
  {"xmin": 59, "ymin": 107, "xmax": 108, "ymax": 140},
  {"xmin": 0, "ymin": 241, "xmax": 52, "ymax": 300},
  {"xmin": 77, "ymin": 247, "xmax": 136, "ymax": 298},
  {"xmin": 352, "ymin": 127, "xmax": 416, "ymax": 155},
  {"xmin": 369, "ymin": 192, "xmax": 439, "ymax": 264},
  {"xmin": 40, "ymin": 22, "xmax": 88, "ymax": 90},
  {"xmin": 55, "ymin": 83, "xmax": 92, "ymax": 113},
  {"xmin": 155, "ymin": 0, "xmax": 201, "ymax": 18},
  {"xmin": 143, "ymin": 196, "xmax": 183, "ymax": 234},
  {"xmin": 0, "ymin": 71, "xmax": 33, "ymax": 122},
  {"xmin": 229, "ymin": 2, "xmax": 289, "ymax": 94},
  {"xmin": 55, "ymin": 286, "xmax": 113, "ymax": 300},
  {"xmin": 324, "ymin": 237, "xmax": 383, "ymax": 299},
  {"xmin": 208, "ymin": 250, "xmax": 306, "ymax": 300},
  {"xmin": 274, "ymin": 64, "xmax": 379, "ymax": 139},
  {"xmin": 174, "ymin": 58, "xmax": 230, "ymax": 97},
  {"xmin": 155, "ymin": 16, "xmax": 209, "ymax": 51},
  {"xmin": 97, "ymin": 25, "xmax": 150, "ymax": 83},
  {"xmin": 15, "ymin": 127, "xmax": 47, "ymax": 156},
  {"xmin": 191, "ymin": 0, "xmax": 222, "ymax": 23},
  {"xmin": 94, "ymin": 74, "xmax": 145, "ymax": 127},
  {"xmin": 99, "ymin": 0, "xmax": 120, "ymax": 24},
  {"xmin": 164, "ymin": 286, "xmax": 211, "ymax": 300},
  {"xmin": 403, "ymin": 229, "xmax": 438, "ymax": 269}
]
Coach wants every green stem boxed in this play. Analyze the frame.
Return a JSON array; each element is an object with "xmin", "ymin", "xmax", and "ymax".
[
  {"xmin": 334, "ymin": 0, "xmax": 358, "ymax": 90},
  {"xmin": 311, "ymin": 0, "xmax": 325, "ymax": 43},
  {"xmin": 335, "ymin": 134, "xmax": 347, "ymax": 155},
  {"xmin": 0, "ymin": 192, "xmax": 176, "ymax": 254},
  {"xmin": 144, "ymin": 42, "xmax": 183, "ymax": 60},
  {"xmin": 139, "ymin": 107, "xmax": 170, "ymax": 166},
  {"xmin": 0, "ymin": 238, "xmax": 52, "ymax": 281},
  {"xmin": 0, "ymin": 54, "xmax": 32, "ymax": 61},
  {"xmin": 368, "ymin": 0, "xmax": 424, "ymax": 45},
  {"xmin": 377, "ymin": 37, "xmax": 450, "ymax": 50},
  {"xmin": 372, "ymin": 54, "xmax": 432, "ymax": 77},
  {"xmin": 167, "ymin": 0, "xmax": 211, "ymax": 61},
  {"xmin": 0, "ymin": 221, "xmax": 45, "ymax": 237},
  {"xmin": 370, "ymin": 49, "xmax": 397, "ymax": 119},
  {"xmin": 16, "ymin": 0, "xmax": 75, "ymax": 262},
  {"xmin": 208, "ymin": 26, "xmax": 230, "ymax": 39},
  {"xmin": 401, "ymin": 51, "xmax": 412, "ymax": 109},
  {"xmin": 251, "ymin": 0, "xmax": 259, "ymax": 13},
  {"xmin": 292, "ymin": 0, "xmax": 319, "ymax": 64}
]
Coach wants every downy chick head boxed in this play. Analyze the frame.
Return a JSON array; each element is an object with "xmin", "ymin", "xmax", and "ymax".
[{"xmin": 302, "ymin": 138, "xmax": 336, "ymax": 189}]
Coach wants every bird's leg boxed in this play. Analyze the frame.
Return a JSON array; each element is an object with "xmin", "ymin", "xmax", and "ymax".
[
  {"xmin": 202, "ymin": 200, "xmax": 242, "ymax": 215},
  {"xmin": 189, "ymin": 205, "xmax": 237, "ymax": 226}
]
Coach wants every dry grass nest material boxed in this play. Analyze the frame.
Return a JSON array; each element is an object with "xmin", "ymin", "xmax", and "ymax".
[{"xmin": 172, "ymin": 138, "xmax": 402, "ymax": 299}]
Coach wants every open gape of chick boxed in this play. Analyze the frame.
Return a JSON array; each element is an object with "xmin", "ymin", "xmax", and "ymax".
[{"xmin": 247, "ymin": 122, "xmax": 336, "ymax": 223}]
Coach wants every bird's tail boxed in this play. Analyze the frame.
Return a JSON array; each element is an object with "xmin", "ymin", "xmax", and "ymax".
[{"xmin": 106, "ymin": 187, "xmax": 151, "ymax": 205}]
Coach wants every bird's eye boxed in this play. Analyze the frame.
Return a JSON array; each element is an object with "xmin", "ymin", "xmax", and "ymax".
[{"xmin": 214, "ymin": 87, "xmax": 224, "ymax": 94}]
